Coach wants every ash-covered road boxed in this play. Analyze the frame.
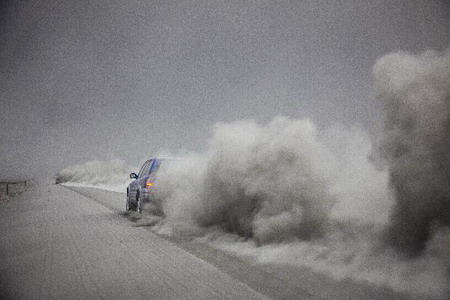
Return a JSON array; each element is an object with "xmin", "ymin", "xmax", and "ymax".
[
  {"xmin": 0, "ymin": 183, "xmax": 274, "ymax": 300},
  {"xmin": 0, "ymin": 183, "xmax": 412, "ymax": 300}
]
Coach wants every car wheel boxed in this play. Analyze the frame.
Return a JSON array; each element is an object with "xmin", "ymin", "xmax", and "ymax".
[
  {"xmin": 136, "ymin": 193, "xmax": 143, "ymax": 213},
  {"xmin": 126, "ymin": 196, "xmax": 131, "ymax": 211},
  {"xmin": 125, "ymin": 191, "xmax": 136, "ymax": 211}
]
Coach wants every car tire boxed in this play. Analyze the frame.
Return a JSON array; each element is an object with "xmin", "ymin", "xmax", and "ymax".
[
  {"xmin": 126, "ymin": 192, "xmax": 132, "ymax": 211},
  {"xmin": 126, "ymin": 197, "xmax": 131, "ymax": 211},
  {"xmin": 136, "ymin": 192, "xmax": 143, "ymax": 213}
]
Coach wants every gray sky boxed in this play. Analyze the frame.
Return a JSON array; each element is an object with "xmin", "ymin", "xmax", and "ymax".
[{"xmin": 1, "ymin": 0, "xmax": 449, "ymax": 179}]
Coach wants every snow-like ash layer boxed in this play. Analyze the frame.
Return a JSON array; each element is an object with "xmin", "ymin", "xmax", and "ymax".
[{"xmin": 373, "ymin": 49, "xmax": 450, "ymax": 255}]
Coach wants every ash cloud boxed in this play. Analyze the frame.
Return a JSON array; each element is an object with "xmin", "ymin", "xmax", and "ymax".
[
  {"xmin": 154, "ymin": 117, "xmax": 391, "ymax": 243},
  {"xmin": 149, "ymin": 117, "xmax": 450, "ymax": 298},
  {"xmin": 56, "ymin": 159, "xmax": 134, "ymax": 191},
  {"xmin": 373, "ymin": 49, "xmax": 450, "ymax": 255}
]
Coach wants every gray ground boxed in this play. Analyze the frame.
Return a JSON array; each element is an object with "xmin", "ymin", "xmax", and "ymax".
[
  {"xmin": 0, "ymin": 183, "xmax": 413, "ymax": 299},
  {"xmin": 0, "ymin": 183, "xmax": 270, "ymax": 299}
]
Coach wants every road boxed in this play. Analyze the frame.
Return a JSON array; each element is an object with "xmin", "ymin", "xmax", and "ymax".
[
  {"xmin": 0, "ymin": 182, "xmax": 412, "ymax": 300},
  {"xmin": 0, "ymin": 183, "xmax": 273, "ymax": 299}
]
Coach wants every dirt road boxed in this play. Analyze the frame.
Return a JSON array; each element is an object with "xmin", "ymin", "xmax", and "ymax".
[
  {"xmin": 0, "ymin": 183, "xmax": 271, "ymax": 299},
  {"xmin": 1, "ymin": 183, "xmax": 414, "ymax": 299}
]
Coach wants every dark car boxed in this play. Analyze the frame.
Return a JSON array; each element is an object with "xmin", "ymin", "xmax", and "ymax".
[{"xmin": 126, "ymin": 157, "xmax": 176, "ymax": 213}]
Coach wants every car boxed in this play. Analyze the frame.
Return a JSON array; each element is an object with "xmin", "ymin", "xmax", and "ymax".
[{"xmin": 126, "ymin": 157, "xmax": 177, "ymax": 213}]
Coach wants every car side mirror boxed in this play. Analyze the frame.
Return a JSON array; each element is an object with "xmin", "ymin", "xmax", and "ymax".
[{"xmin": 130, "ymin": 173, "xmax": 138, "ymax": 179}]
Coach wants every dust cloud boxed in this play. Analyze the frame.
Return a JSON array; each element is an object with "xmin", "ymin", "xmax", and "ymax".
[
  {"xmin": 148, "ymin": 49, "xmax": 450, "ymax": 298},
  {"xmin": 373, "ymin": 49, "xmax": 450, "ymax": 255},
  {"xmin": 151, "ymin": 113, "xmax": 448, "ymax": 298},
  {"xmin": 154, "ymin": 117, "xmax": 391, "ymax": 242},
  {"xmin": 56, "ymin": 159, "xmax": 134, "ymax": 192}
]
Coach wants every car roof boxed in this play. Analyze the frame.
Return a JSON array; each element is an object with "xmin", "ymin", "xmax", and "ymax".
[
  {"xmin": 152, "ymin": 157, "xmax": 180, "ymax": 160},
  {"xmin": 146, "ymin": 157, "xmax": 182, "ymax": 163}
]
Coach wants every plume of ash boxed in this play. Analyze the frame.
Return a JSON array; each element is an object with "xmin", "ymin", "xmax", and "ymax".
[
  {"xmin": 154, "ymin": 117, "xmax": 392, "ymax": 243},
  {"xmin": 373, "ymin": 49, "xmax": 450, "ymax": 255},
  {"xmin": 56, "ymin": 159, "xmax": 134, "ymax": 191},
  {"xmin": 130, "ymin": 113, "xmax": 447, "ymax": 297},
  {"xmin": 152, "ymin": 117, "xmax": 450, "ymax": 298}
]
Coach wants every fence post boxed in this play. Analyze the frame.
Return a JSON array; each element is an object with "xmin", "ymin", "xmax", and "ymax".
[{"xmin": 6, "ymin": 183, "xmax": 9, "ymax": 195}]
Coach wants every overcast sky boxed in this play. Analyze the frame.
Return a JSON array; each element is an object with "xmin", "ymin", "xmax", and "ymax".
[{"xmin": 1, "ymin": 0, "xmax": 449, "ymax": 179}]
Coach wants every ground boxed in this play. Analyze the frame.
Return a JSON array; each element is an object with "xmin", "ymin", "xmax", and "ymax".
[{"xmin": 0, "ymin": 182, "xmax": 424, "ymax": 299}]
